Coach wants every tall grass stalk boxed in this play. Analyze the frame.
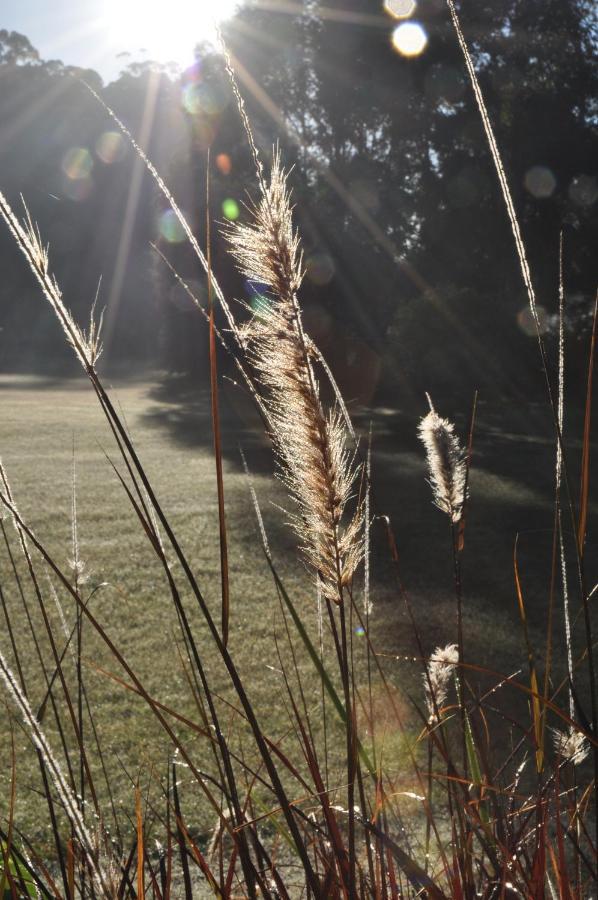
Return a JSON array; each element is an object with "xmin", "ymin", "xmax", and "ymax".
[
  {"xmin": 0, "ymin": 4, "xmax": 596, "ymax": 897},
  {"xmin": 446, "ymin": 0, "xmax": 598, "ymax": 825}
]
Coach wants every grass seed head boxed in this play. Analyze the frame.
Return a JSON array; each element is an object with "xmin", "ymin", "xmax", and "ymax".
[
  {"xmin": 425, "ymin": 643, "xmax": 458, "ymax": 723},
  {"xmin": 418, "ymin": 397, "xmax": 467, "ymax": 524},
  {"xmin": 552, "ymin": 726, "xmax": 589, "ymax": 765},
  {"xmin": 224, "ymin": 154, "xmax": 362, "ymax": 602}
]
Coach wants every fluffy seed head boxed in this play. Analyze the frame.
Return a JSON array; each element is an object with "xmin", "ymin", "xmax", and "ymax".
[
  {"xmin": 418, "ymin": 397, "xmax": 467, "ymax": 523},
  {"xmin": 0, "ymin": 192, "xmax": 103, "ymax": 367},
  {"xmin": 225, "ymin": 155, "xmax": 362, "ymax": 602},
  {"xmin": 226, "ymin": 150, "xmax": 303, "ymax": 302},
  {"xmin": 552, "ymin": 726, "xmax": 589, "ymax": 765},
  {"xmin": 425, "ymin": 643, "xmax": 458, "ymax": 723}
]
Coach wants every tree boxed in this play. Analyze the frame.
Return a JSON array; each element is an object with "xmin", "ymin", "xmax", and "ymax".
[
  {"xmin": 220, "ymin": 0, "xmax": 597, "ymax": 398},
  {"xmin": 0, "ymin": 29, "xmax": 40, "ymax": 66},
  {"xmin": 0, "ymin": 38, "xmax": 182, "ymax": 371},
  {"xmin": 0, "ymin": 2, "xmax": 595, "ymax": 401}
]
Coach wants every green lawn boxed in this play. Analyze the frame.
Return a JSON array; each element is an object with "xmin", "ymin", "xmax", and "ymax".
[
  {"xmin": 1, "ymin": 373, "xmax": 378, "ymax": 855},
  {"xmin": 0, "ymin": 372, "xmax": 594, "ymax": 858}
]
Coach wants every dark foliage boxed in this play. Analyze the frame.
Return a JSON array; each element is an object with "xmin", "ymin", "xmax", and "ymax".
[{"xmin": 0, "ymin": 0, "xmax": 596, "ymax": 402}]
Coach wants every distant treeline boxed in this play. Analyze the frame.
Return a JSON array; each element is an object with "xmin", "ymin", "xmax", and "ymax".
[{"xmin": 0, "ymin": 0, "xmax": 596, "ymax": 405}]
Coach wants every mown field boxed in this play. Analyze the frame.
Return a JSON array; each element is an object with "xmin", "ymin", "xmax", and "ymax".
[{"xmin": 0, "ymin": 371, "xmax": 594, "ymax": 856}]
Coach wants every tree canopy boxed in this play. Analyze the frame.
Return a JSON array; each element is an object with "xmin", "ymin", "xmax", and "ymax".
[{"xmin": 0, "ymin": 1, "xmax": 596, "ymax": 402}]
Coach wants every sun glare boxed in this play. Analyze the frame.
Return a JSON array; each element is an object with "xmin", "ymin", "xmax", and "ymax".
[{"xmin": 103, "ymin": 0, "xmax": 239, "ymax": 69}]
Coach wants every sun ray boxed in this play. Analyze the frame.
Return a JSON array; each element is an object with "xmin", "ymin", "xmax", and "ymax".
[
  {"xmin": 222, "ymin": 40, "xmax": 512, "ymax": 397},
  {"xmin": 101, "ymin": 70, "xmax": 162, "ymax": 361}
]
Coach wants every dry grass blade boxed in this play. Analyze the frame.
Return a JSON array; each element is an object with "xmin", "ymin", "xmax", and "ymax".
[
  {"xmin": 0, "ymin": 649, "xmax": 111, "ymax": 894},
  {"xmin": 67, "ymin": 840, "xmax": 75, "ymax": 900},
  {"xmin": 578, "ymin": 291, "xmax": 598, "ymax": 556},
  {"xmin": 513, "ymin": 538, "xmax": 544, "ymax": 773},
  {"xmin": 1, "ymin": 17, "xmax": 596, "ymax": 894},
  {"xmin": 446, "ymin": 0, "xmax": 598, "ymax": 836},
  {"xmin": 206, "ymin": 154, "xmax": 231, "ymax": 647},
  {"xmin": 0, "ymin": 725, "xmax": 17, "ymax": 899},
  {"xmin": 136, "ymin": 786, "xmax": 145, "ymax": 900},
  {"xmin": 556, "ymin": 237, "xmax": 575, "ymax": 721},
  {"xmin": 445, "ymin": 0, "xmax": 538, "ymax": 332}
]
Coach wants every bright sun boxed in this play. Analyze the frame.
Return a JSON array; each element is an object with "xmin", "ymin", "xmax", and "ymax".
[{"xmin": 103, "ymin": 0, "xmax": 239, "ymax": 68}]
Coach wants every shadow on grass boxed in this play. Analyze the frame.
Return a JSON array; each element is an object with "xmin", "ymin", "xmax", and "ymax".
[{"xmin": 139, "ymin": 372, "xmax": 597, "ymax": 613}]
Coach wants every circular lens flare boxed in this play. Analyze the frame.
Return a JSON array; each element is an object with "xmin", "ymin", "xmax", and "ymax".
[
  {"xmin": 216, "ymin": 153, "xmax": 232, "ymax": 175},
  {"xmin": 306, "ymin": 253, "xmax": 335, "ymax": 286},
  {"xmin": 524, "ymin": 166, "xmax": 556, "ymax": 199},
  {"xmin": 517, "ymin": 305, "xmax": 549, "ymax": 337},
  {"xmin": 158, "ymin": 209, "xmax": 188, "ymax": 243},
  {"xmin": 384, "ymin": 0, "xmax": 416, "ymax": 19},
  {"xmin": 96, "ymin": 131, "xmax": 126, "ymax": 164},
  {"xmin": 222, "ymin": 198, "xmax": 240, "ymax": 220},
  {"xmin": 63, "ymin": 175, "xmax": 94, "ymax": 201},
  {"xmin": 392, "ymin": 22, "xmax": 428, "ymax": 57},
  {"xmin": 62, "ymin": 147, "xmax": 93, "ymax": 180},
  {"xmin": 182, "ymin": 82, "xmax": 229, "ymax": 117}
]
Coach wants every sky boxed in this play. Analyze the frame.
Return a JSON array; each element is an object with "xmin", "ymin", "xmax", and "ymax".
[{"xmin": 1, "ymin": 0, "xmax": 240, "ymax": 84}]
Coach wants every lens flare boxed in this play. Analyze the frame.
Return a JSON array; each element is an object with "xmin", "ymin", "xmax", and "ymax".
[
  {"xmin": 250, "ymin": 293, "xmax": 272, "ymax": 319},
  {"xmin": 95, "ymin": 131, "xmax": 126, "ymax": 165},
  {"xmin": 222, "ymin": 198, "xmax": 240, "ymax": 220},
  {"xmin": 62, "ymin": 147, "xmax": 93, "ymax": 181},
  {"xmin": 182, "ymin": 82, "xmax": 229, "ymax": 117},
  {"xmin": 63, "ymin": 176, "xmax": 94, "ymax": 202},
  {"xmin": 216, "ymin": 153, "xmax": 232, "ymax": 175},
  {"xmin": 158, "ymin": 209, "xmax": 188, "ymax": 243},
  {"xmin": 524, "ymin": 166, "xmax": 556, "ymax": 199},
  {"xmin": 384, "ymin": 0, "xmax": 416, "ymax": 19},
  {"xmin": 392, "ymin": 21, "xmax": 428, "ymax": 57},
  {"xmin": 306, "ymin": 253, "xmax": 335, "ymax": 286},
  {"xmin": 517, "ymin": 305, "xmax": 549, "ymax": 337}
]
